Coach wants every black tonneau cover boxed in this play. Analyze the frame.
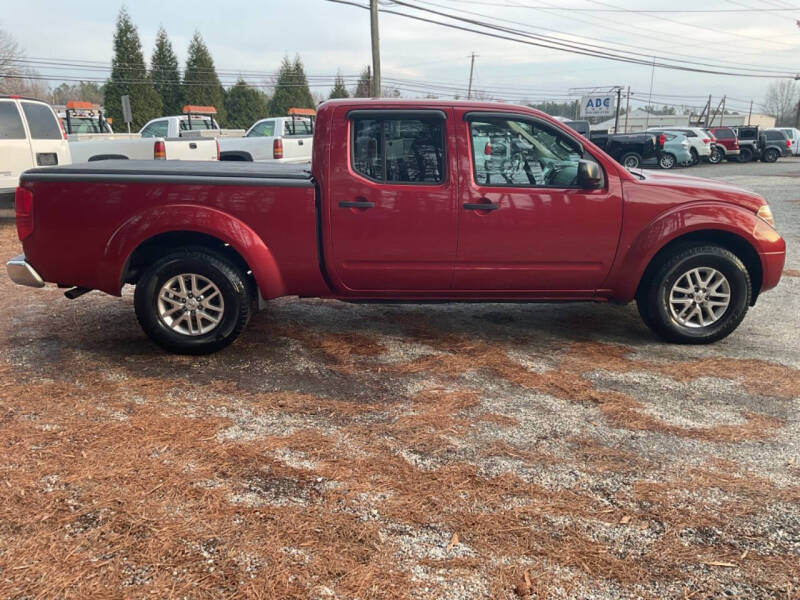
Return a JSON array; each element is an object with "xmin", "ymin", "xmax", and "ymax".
[{"xmin": 20, "ymin": 160, "xmax": 313, "ymax": 188}]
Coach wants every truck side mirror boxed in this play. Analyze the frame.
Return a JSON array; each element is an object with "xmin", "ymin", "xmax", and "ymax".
[{"xmin": 577, "ymin": 159, "xmax": 604, "ymax": 189}]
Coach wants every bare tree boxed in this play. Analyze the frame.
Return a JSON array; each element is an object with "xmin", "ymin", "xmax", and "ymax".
[
  {"xmin": 0, "ymin": 27, "xmax": 49, "ymax": 99},
  {"xmin": 762, "ymin": 80, "xmax": 799, "ymax": 127}
]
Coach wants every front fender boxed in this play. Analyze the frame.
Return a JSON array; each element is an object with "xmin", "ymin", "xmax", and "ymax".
[
  {"xmin": 100, "ymin": 204, "xmax": 286, "ymax": 299},
  {"xmin": 604, "ymin": 201, "xmax": 784, "ymax": 302}
]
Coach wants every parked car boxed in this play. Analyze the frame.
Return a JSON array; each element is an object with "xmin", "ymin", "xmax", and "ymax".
[
  {"xmin": 0, "ymin": 95, "xmax": 70, "ymax": 212},
  {"xmin": 648, "ymin": 127, "xmax": 712, "ymax": 165},
  {"xmin": 708, "ymin": 127, "xmax": 741, "ymax": 162},
  {"xmin": 759, "ymin": 129, "xmax": 792, "ymax": 162},
  {"xmin": 733, "ymin": 126, "xmax": 759, "ymax": 162},
  {"xmin": 660, "ymin": 133, "xmax": 693, "ymax": 169},
  {"xmin": 779, "ymin": 127, "xmax": 800, "ymax": 156},
  {"xmin": 67, "ymin": 105, "xmax": 221, "ymax": 163},
  {"xmin": 6, "ymin": 99, "xmax": 785, "ymax": 353},
  {"xmin": 589, "ymin": 130, "xmax": 664, "ymax": 169},
  {"xmin": 217, "ymin": 109, "xmax": 314, "ymax": 163}
]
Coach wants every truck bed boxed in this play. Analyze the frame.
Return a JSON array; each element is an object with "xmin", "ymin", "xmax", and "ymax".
[{"xmin": 23, "ymin": 160, "xmax": 313, "ymax": 186}]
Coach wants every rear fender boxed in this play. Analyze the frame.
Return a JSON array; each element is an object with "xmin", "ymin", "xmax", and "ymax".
[
  {"xmin": 101, "ymin": 204, "xmax": 286, "ymax": 299},
  {"xmin": 605, "ymin": 202, "xmax": 782, "ymax": 302}
]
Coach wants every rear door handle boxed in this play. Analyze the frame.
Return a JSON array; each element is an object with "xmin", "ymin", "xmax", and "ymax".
[
  {"xmin": 463, "ymin": 202, "xmax": 499, "ymax": 211},
  {"xmin": 339, "ymin": 201, "xmax": 375, "ymax": 209}
]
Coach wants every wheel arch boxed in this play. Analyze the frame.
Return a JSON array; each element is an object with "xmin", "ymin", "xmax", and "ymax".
[
  {"xmin": 103, "ymin": 204, "xmax": 286, "ymax": 300},
  {"xmin": 636, "ymin": 229, "xmax": 763, "ymax": 304}
]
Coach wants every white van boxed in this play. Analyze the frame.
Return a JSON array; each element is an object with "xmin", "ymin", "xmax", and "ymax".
[
  {"xmin": 780, "ymin": 127, "xmax": 800, "ymax": 156},
  {"xmin": 1, "ymin": 96, "xmax": 71, "ymax": 211}
]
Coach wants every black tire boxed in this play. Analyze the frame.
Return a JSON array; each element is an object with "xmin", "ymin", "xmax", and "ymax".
[
  {"xmin": 659, "ymin": 153, "xmax": 677, "ymax": 169},
  {"xmin": 636, "ymin": 244, "xmax": 751, "ymax": 344},
  {"xmin": 708, "ymin": 147, "xmax": 723, "ymax": 164},
  {"xmin": 134, "ymin": 248, "xmax": 253, "ymax": 354},
  {"xmin": 738, "ymin": 147, "xmax": 753, "ymax": 163},
  {"xmin": 620, "ymin": 152, "xmax": 641, "ymax": 169},
  {"xmin": 689, "ymin": 148, "xmax": 699, "ymax": 165},
  {"xmin": 763, "ymin": 148, "xmax": 779, "ymax": 163}
]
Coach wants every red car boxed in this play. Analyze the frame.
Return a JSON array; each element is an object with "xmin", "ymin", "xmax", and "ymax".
[
  {"xmin": 7, "ymin": 99, "xmax": 786, "ymax": 353},
  {"xmin": 708, "ymin": 126, "xmax": 741, "ymax": 161}
]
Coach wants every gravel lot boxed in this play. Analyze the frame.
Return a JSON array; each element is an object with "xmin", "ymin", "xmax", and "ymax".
[{"xmin": 0, "ymin": 158, "xmax": 798, "ymax": 599}]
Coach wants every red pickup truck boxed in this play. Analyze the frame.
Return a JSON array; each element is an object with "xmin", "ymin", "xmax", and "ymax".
[{"xmin": 6, "ymin": 99, "xmax": 786, "ymax": 354}]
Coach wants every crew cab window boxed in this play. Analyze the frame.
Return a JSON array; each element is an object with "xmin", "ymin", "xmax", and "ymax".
[
  {"xmin": 179, "ymin": 118, "xmax": 215, "ymax": 131},
  {"xmin": 351, "ymin": 116, "xmax": 445, "ymax": 184},
  {"xmin": 469, "ymin": 117, "xmax": 587, "ymax": 187},
  {"xmin": 284, "ymin": 119, "xmax": 312, "ymax": 136},
  {"xmin": 21, "ymin": 102, "xmax": 62, "ymax": 139},
  {"xmin": 247, "ymin": 120, "xmax": 275, "ymax": 137},
  {"xmin": 0, "ymin": 101, "xmax": 26, "ymax": 139},
  {"xmin": 141, "ymin": 120, "xmax": 169, "ymax": 137}
]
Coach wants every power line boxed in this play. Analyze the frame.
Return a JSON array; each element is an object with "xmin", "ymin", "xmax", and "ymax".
[{"xmin": 427, "ymin": 0, "xmax": 800, "ymax": 12}]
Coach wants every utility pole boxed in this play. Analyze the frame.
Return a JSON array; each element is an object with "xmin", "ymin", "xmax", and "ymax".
[
  {"xmin": 623, "ymin": 86, "xmax": 631, "ymax": 133},
  {"xmin": 703, "ymin": 94, "xmax": 712, "ymax": 127},
  {"xmin": 370, "ymin": 0, "xmax": 381, "ymax": 97},
  {"xmin": 613, "ymin": 86, "xmax": 622, "ymax": 134},
  {"xmin": 748, "ymin": 99, "xmax": 753, "ymax": 126},
  {"xmin": 467, "ymin": 52, "xmax": 477, "ymax": 100},
  {"xmin": 720, "ymin": 95, "xmax": 726, "ymax": 126},
  {"xmin": 795, "ymin": 99, "xmax": 800, "ymax": 128}
]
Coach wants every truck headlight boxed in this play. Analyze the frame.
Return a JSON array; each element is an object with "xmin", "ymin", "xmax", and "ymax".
[{"xmin": 757, "ymin": 205, "xmax": 775, "ymax": 227}]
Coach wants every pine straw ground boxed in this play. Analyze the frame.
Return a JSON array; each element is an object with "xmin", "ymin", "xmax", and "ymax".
[{"xmin": 0, "ymin": 220, "xmax": 799, "ymax": 600}]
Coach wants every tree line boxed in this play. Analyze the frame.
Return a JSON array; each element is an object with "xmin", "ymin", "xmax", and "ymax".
[{"xmin": 101, "ymin": 8, "xmax": 378, "ymax": 130}]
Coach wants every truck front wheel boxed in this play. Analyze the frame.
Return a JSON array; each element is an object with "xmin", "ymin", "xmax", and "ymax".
[
  {"xmin": 636, "ymin": 244, "xmax": 751, "ymax": 344},
  {"xmin": 134, "ymin": 249, "xmax": 253, "ymax": 354}
]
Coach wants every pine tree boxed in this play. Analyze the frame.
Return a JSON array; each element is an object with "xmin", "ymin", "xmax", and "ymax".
[
  {"xmin": 353, "ymin": 66, "xmax": 372, "ymax": 98},
  {"xmin": 224, "ymin": 79, "xmax": 268, "ymax": 129},
  {"xmin": 103, "ymin": 7, "xmax": 162, "ymax": 130},
  {"xmin": 183, "ymin": 31, "xmax": 226, "ymax": 123},
  {"xmin": 150, "ymin": 26, "xmax": 181, "ymax": 115},
  {"xmin": 328, "ymin": 71, "xmax": 349, "ymax": 99},
  {"xmin": 269, "ymin": 54, "xmax": 315, "ymax": 116}
]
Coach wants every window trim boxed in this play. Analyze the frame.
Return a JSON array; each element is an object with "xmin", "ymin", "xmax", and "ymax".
[
  {"xmin": 348, "ymin": 111, "xmax": 448, "ymax": 186},
  {"xmin": 464, "ymin": 111, "xmax": 601, "ymax": 190}
]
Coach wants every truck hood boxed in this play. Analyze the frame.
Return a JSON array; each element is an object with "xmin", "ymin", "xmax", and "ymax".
[{"xmin": 631, "ymin": 169, "xmax": 766, "ymax": 212}]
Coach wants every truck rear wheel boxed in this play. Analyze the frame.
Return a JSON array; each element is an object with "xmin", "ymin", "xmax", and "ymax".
[
  {"xmin": 658, "ymin": 153, "xmax": 676, "ymax": 169},
  {"xmin": 738, "ymin": 147, "xmax": 753, "ymax": 163},
  {"xmin": 762, "ymin": 148, "xmax": 779, "ymax": 163},
  {"xmin": 134, "ymin": 248, "xmax": 253, "ymax": 354},
  {"xmin": 620, "ymin": 152, "xmax": 642, "ymax": 169},
  {"xmin": 636, "ymin": 244, "xmax": 751, "ymax": 344}
]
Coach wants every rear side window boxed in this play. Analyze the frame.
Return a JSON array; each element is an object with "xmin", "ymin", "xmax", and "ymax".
[
  {"xmin": 141, "ymin": 120, "xmax": 169, "ymax": 137},
  {"xmin": 0, "ymin": 101, "xmax": 26, "ymax": 139},
  {"xmin": 713, "ymin": 128, "xmax": 735, "ymax": 140},
  {"xmin": 247, "ymin": 120, "xmax": 275, "ymax": 137},
  {"xmin": 21, "ymin": 102, "xmax": 62, "ymax": 139},
  {"xmin": 766, "ymin": 131, "xmax": 785, "ymax": 140},
  {"xmin": 351, "ymin": 116, "xmax": 445, "ymax": 184},
  {"xmin": 284, "ymin": 119, "xmax": 312, "ymax": 136}
]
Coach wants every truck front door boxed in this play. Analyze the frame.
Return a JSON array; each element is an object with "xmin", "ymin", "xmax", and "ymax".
[
  {"xmin": 454, "ymin": 110, "xmax": 622, "ymax": 293},
  {"xmin": 327, "ymin": 108, "xmax": 458, "ymax": 292}
]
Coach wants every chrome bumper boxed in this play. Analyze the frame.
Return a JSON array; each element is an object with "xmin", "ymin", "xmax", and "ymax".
[{"xmin": 6, "ymin": 254, "xmax": 45, "ymax": 288}]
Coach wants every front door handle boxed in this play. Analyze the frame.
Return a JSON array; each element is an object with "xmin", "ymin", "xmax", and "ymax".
[
  {"xmin": 339, "ymin": 201, "xmax": 375, "ymax": 209},
  {"xmin": 463, "ymin": 202, "xmax": 499, "ymax": 211}
]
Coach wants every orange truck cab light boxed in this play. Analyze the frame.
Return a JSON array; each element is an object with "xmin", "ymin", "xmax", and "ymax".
[
  {"xmin": 182, "ymin": 105, "xmax": 217, "ymax": 115},
  {"xmin": 288, "ymin": 107, "xmax": 315, "ymax": 116}
]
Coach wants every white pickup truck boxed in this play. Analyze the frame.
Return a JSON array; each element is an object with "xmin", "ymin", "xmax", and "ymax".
[
  {"xmin": 217, "ymin": 109, "xmax": 314, "ymax": 163},
  {"xmin": 67, "ymin": 106, "xmax": 226, "ymax": 163},
  {"xmin": 1, "ymin": 95, "xmax": 71, "ymax": 212}
]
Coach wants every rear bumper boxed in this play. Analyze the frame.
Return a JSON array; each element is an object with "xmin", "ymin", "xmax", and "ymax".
[
  {"xmin": 0, "ymin": 188, "xmax": 14, "ymax": 216},
  {"xmin": 6, "ymin": 254, "xmax": 45, "ymax": 288},
  {"xmin": 725, "ymin": 149, "xmax": 741, "ymax": 156}
]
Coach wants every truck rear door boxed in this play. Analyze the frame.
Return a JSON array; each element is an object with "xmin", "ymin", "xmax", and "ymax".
[
  {"xmin": 0, "ymin": 100, "xmax": 33, "ymax": 192},
  {"xmin": 326, "ymin": 107, "xmax": 458, "ymax": 292},
  {"xmin": 19, "ymin": 100, "xmax": 70, "ymax": 170}
]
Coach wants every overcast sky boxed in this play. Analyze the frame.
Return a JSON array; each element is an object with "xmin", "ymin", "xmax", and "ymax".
[{"xmin": 3, "ymin": 0, "xmax": 799, "ymax": 114}]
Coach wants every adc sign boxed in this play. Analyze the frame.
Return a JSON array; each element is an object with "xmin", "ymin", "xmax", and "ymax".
[{"xmin": 580, "ymin": 94, "xmax": 616, "ymax": 118}]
